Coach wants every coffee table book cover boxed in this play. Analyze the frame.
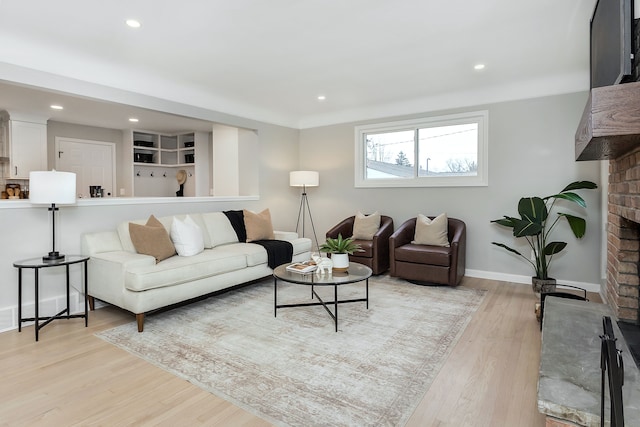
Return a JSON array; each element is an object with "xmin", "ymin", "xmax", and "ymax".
[{"xmin": 285, "ymin": 261, "xmax": 317, "ymax": 274}]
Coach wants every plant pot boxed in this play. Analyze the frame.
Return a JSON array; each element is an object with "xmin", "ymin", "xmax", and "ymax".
[
  {"xmin": 532, "ymin": 277, "xmax": 556, "ymax": 294},
  {"xmin": 331, "ymin": 253, "xmax": 349, "ymax": 272}
]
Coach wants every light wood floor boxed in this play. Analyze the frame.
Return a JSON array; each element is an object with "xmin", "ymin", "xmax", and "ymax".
[{"xmin": 0, "ymin": 277, "xmax": 585, "ymax": 426}]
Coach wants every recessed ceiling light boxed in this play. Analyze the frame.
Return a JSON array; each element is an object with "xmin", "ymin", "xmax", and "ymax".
[
  {"xmin": 126, "ymin": 19, "xmax": 141, "ymax": 28},
  {"xmin": 129, "ymin": 118, "xmax": 139, "ymax": 123},
  {"xmin": 317, "ymin": 95, "xmax": 326, "ymax": 101},
  {"xmin": 50, "ymin": 105, "xmax": 64, "ymax": 110},
  {"xmin": 474, "ymin": 64, "xmax": 485, "ymax": 70}
]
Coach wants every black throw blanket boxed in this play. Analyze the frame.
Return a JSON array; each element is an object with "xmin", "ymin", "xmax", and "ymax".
[
  {"xmin": 252, "ymin": 240, "xmax": 293, "ymax": 269},
  {"xmin": 223, "ymin": 210, "xmax": 247, "ymax": 242},
  {"xmin": 223, "ymin": 210, "xmax": 293, "ymax": 269}
]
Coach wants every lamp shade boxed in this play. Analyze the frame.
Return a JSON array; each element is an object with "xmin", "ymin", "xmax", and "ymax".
[
  {"xmin": 29, "ymin": 170, "xmax": 77, "ymax": 205},
  {"xmin": 290, "ymin": 171, "xmax": 319, "ymax": 187}
]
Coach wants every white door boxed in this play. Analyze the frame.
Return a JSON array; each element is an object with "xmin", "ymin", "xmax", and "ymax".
[{"xmin": 55, "ymin": 137, "xmax": 116, "ymax": 199}]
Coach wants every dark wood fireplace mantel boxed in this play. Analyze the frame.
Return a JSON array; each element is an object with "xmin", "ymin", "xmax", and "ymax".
[{"xmin": 575, "ymin": 81, "xmax": 640, "ymax": 161}]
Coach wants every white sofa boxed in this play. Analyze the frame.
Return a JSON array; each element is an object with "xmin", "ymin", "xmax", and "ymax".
[{"xmin": 81, "ymin": 212, "xmax": 312, "ymax": 331}]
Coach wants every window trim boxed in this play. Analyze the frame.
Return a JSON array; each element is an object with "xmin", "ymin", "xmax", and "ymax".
[{"xmin": 354, "ymin": 110, "xmax": 488, "ymax": 188}]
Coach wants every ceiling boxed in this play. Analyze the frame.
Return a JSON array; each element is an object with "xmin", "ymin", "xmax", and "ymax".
[{"xmin": 0, "ymin": 0, "xmax": 596, "ymax": 131}]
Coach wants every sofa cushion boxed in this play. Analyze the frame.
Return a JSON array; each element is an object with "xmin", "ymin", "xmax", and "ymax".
[
  {"xmin": 412, "ymin": 213, "xmax": 450, "ymax": 247},
  {"xmin": 171, "ymin": 215, "xmax": 205, "ymax": 257},
  {"xmin": 352, "ymin": 211, "xmax": 380, "ymax": 240},
  {"xmin": 218, "ymin": 243, "xmax": 268, "ymax": 266},
  {"xmin": 201, "ymin": 212, "xmax": 239, "ymax": 247},
  {"xmin": 394, "ymin": 244, "xmax": 451, "ymax": 267},
  {"xmin": 125, "ymin": 248, "xmax": 248, "ymax": 291},
  {"xmin": 129, "ymin": 215, "xmax": 176, "ymax": 263},
  {"xmin": 244, "ymin": 209, "xmax": 275, "ymax": 242}
]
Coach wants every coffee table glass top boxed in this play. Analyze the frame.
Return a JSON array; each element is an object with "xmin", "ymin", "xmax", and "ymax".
[{"xmin": 273, "ymin": 262, "xmax": 372, "ymax": 286}]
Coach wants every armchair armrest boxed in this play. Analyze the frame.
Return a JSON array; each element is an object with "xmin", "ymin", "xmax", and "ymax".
[
  {"xmin": 373, "ymin": 216, "xmax": 394, "ymax": 240},
  {"xmin": 447, "ymin": 218, "xmax": 466, "ymax": 286},
  {"xmin": 389, "ymin": 218, "xmax": 416, "ymax": 276},
  {"xmin": 390, "ymin": 218, "xmax": 416, "ymax": 248},
  {"xmin": 326, "ymin": 216, "xmax": 355, "ymax": 239}
]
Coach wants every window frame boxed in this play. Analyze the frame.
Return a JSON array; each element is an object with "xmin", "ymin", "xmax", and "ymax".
[{"xmin": 354, "ymin": 110, "xmax": 488, "ymax": 188}]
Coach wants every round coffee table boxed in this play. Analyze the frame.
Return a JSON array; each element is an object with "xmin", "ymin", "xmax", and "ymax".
[{"xmin": 272, "ymin": 262, "xmax": 373, "ymax": 332}]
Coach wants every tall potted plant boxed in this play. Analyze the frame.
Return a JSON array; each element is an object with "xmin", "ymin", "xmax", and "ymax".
[{"xmin": 491, "ymin": 180, "xmax": 597, "ymax": 293}]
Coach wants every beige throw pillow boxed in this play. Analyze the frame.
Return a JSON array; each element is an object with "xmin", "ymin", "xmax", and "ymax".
[
  {"xmin": 129, "ymin": 215, "xmax": 177, "ymax": 263},
  {"xmin": 244, "ymin": 208, "xmax": 275, "ymax": 242},
  {"xmin": 412, "ymin": 213, "xmax": 450, "ymax": 247},
  {"xmin": 352, "ymin": 211, "xmax": 381, "ymax": 240}
]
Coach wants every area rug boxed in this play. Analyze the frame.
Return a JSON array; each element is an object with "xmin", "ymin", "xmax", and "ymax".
[{"xmin": 96, "ymin": 275, "xmax": 486, "ymax": 427}]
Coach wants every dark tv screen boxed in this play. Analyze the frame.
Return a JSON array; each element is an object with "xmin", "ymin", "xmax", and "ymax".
[{"xmin": 590, "ymin": 0, "xmax": 633, "ymax": 88}]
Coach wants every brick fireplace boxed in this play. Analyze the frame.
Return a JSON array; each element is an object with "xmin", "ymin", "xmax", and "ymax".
[{"xmin": 607, "ymin": 145, "xmax": 640, "ymax": 324}]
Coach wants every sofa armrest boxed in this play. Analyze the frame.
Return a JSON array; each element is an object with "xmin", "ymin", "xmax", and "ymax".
[
  {"xmin": 82, "ymin": 231, "xmax": 124, "ymax": 256},
  {"xmin": 84, "ymin": 251, "xmax": 155, "ymax": 309},
  {"xmin": 274, "ymin": 230, "xmax": 299, "ymax": 241},
  {"xmin": 326, "ymin": 216, "xmax": 355, "ymax": 239}
]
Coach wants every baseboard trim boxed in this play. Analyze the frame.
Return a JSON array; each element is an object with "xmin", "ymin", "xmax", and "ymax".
[{"xmin": 465, "ymin": 269, "xmax": 602, "ymax": 293}]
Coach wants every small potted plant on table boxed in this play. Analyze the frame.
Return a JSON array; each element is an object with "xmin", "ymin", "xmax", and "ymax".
[{"xmin": 319, "ymin": 234, "xmax": 363, "ymax": 272}]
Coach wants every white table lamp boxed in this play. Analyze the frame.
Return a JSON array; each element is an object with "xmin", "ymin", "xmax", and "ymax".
[{"xmin": 29, "ymin": 170, "xmax": 77, "ymax": 261}]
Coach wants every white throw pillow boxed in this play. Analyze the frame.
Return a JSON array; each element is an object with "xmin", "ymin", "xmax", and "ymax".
[
  {"xmin": 171, "ymin": 215, "xmax": 205, "ymax": 256},
  {"xmin": 352, "ymin": 211, "xmax": 381, "ymax": 240},
  {"xmin": 412, "ymin": 213, "xmax": 450, "ymax": 247}
]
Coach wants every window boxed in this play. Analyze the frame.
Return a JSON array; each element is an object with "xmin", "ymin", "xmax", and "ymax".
[{"xmin": 354, "ymin": 110, "xmax": 488, "ymax": 187}]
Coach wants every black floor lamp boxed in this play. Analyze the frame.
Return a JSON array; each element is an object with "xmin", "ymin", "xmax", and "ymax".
[
  {"xmin": 29, "ymin": 170, "xmax": 77, "ymax": 262},
  {"xmin": 290, "ymin": 170, "xmax": 320, "ymax": 252}
]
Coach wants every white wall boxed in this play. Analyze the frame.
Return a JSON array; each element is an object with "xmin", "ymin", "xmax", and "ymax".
[{"xmin": 299, "ymin": 91, "xmax": 603, "ymax": 288}]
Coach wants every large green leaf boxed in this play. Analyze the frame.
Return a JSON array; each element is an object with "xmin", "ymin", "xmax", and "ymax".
[
  {"xmin": 543, "ymin": 241, "xmax": 567, "ymax": 255},
  {"xmin": 560, "ymin": 181, "xmax": 598, "ymax": 192},
  {"xmin": 513, "ymin": 218, "xmax": 542, "ymax": 237},
  {"xmin": 558, "ymin": 213, "xmax": 587, "ymax": 238},
  {"xmin": 544, "ymin": 192, "xmax": 587, "ymax": 208},
  {"xmin": 514, "ymin": 197, "xmax": 546, "ymax": 237},
  {"xmin": 491, "ymin": 242, "xmax": 525, "ymax": 258},
  {"xmin": 518, "ymin": 197, "xmax": 547, "ymax": 224},
  {"xmin": 490, "ymin": 216, "xmax": 518, "ymax": 228}
]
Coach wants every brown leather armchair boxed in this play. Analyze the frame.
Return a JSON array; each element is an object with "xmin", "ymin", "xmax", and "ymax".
[
  {"xmin": 325, "ymin": 215, "xmax": 394, "ymax": 275},
  {"xmin": 389, "ymin": 217, "xmax": 466, "ymax": 286}
]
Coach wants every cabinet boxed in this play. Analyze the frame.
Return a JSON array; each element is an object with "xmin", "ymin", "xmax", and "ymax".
[
  {"xmin": 6, "ymin": 120, "xmax": 47, "ymax": 179},
  {"xmin": 133, "ymin": 131, "xmax": 195, "ymax": 166},
  {"xmin": 0, "ymin": 113, "xmax": 9, "ymax": 161}
]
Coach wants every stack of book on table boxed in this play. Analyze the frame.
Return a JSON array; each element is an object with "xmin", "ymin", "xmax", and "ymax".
[{"xmin": 286, "ymin": 261, "xmax": 317, "ymax": 274}]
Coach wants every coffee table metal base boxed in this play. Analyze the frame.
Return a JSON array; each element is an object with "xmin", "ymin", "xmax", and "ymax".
[{"xmin": 274, "ymin": 279, "xmax": 369, "ymax": 332}]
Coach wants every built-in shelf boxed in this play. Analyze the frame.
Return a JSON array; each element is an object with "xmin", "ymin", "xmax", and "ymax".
[
  {"xmin": 575, "ymin": 81, "xmax": 640, "ymax": 161},
  {"xmin": 133, "ymin": 131, "xmax": 195, "ymax": 166}
]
